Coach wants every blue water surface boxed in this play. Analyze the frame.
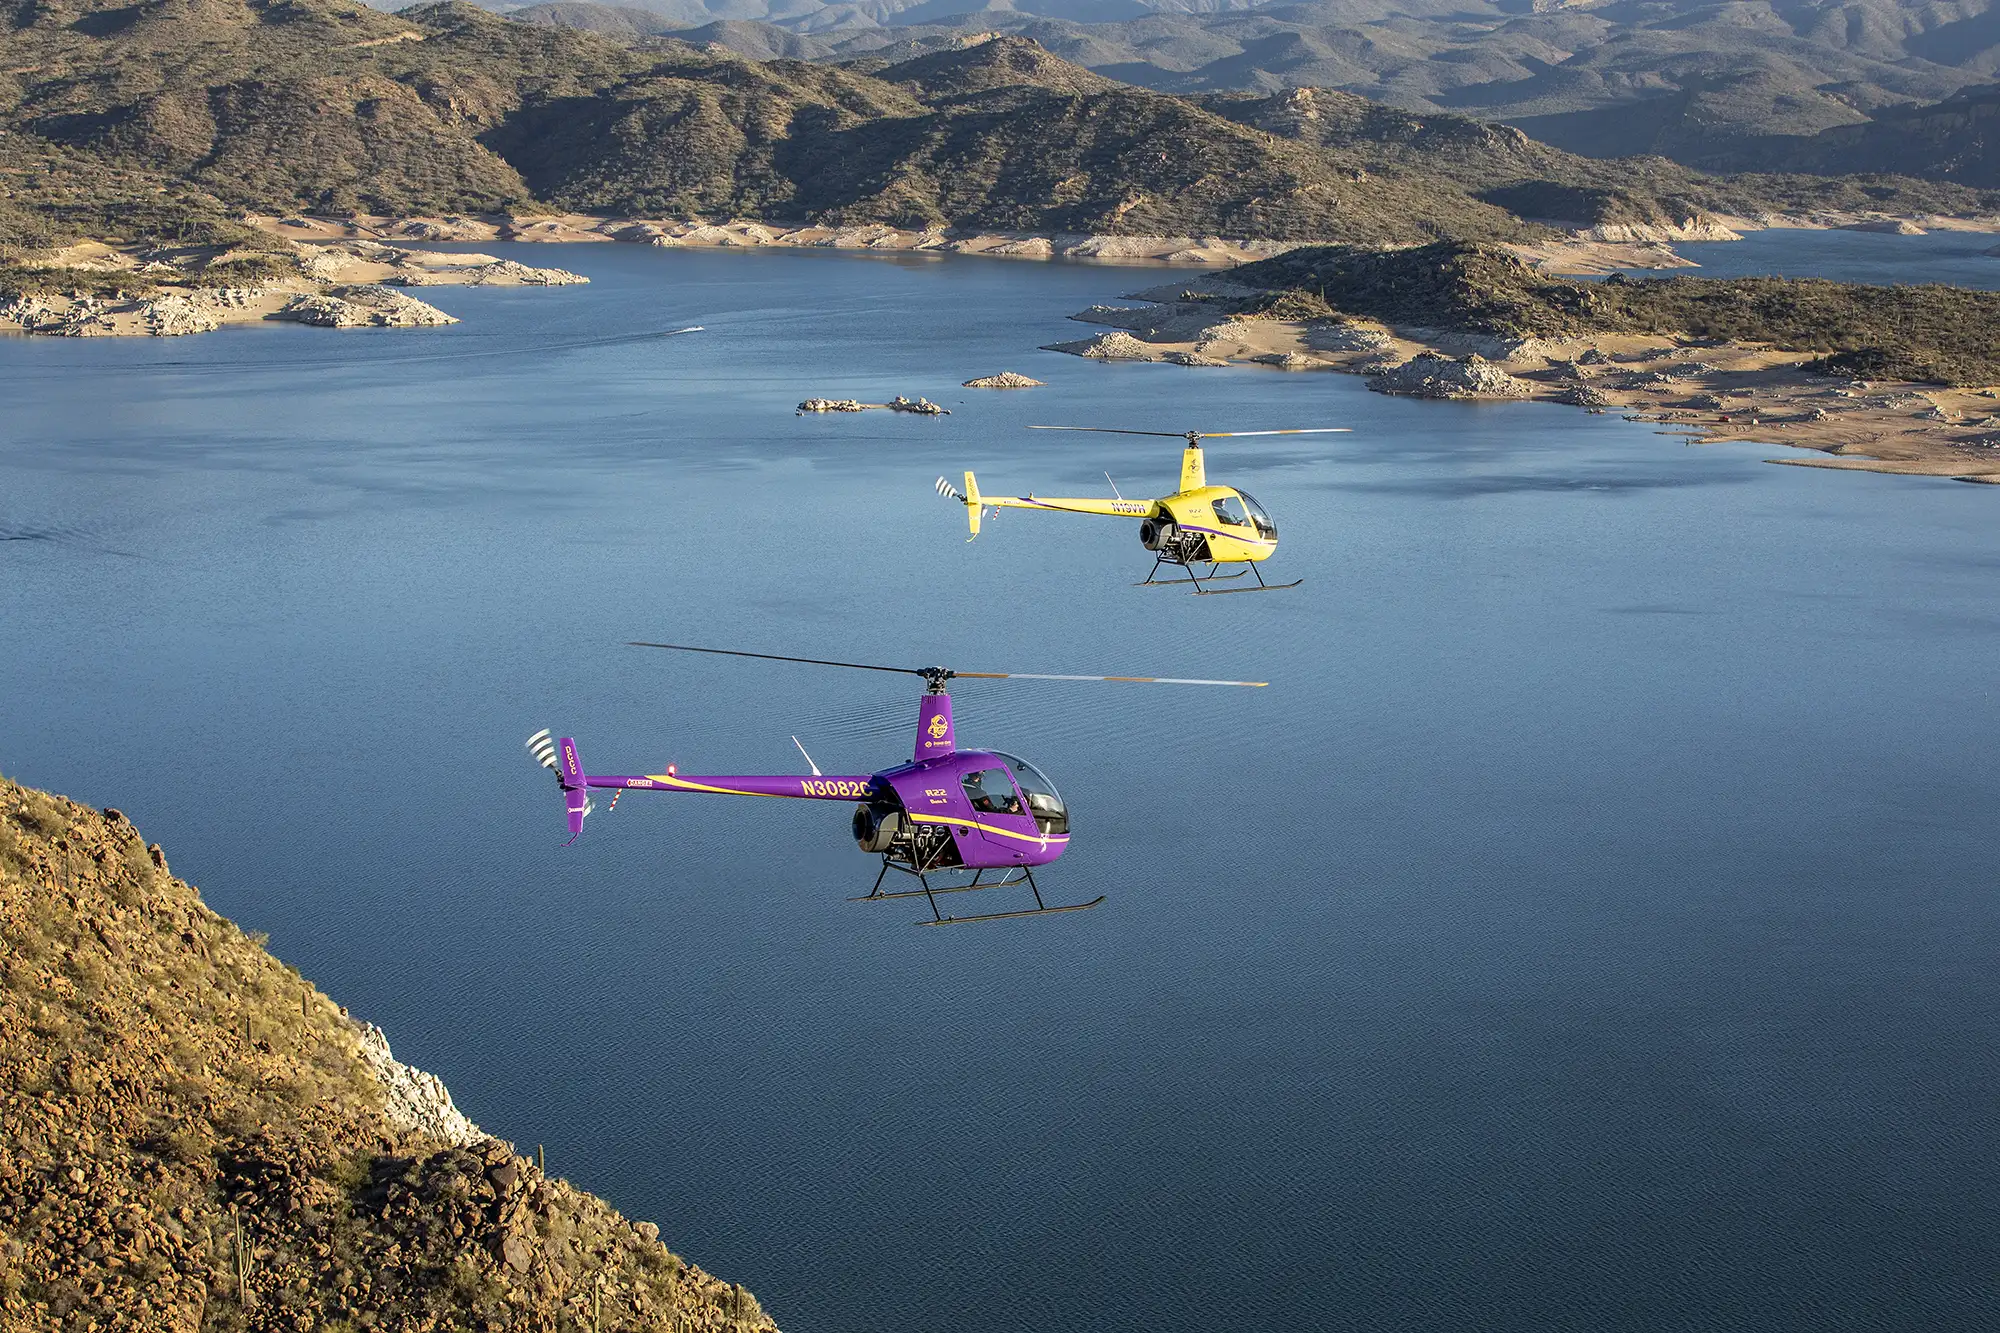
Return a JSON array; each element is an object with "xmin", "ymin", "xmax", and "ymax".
[
  {"xmin": 1669, "ymin": 224, "xmax": 2000, "ymax": 287},
  {"xmin": 2, "ymin": 235, "xmax": 1997, "ymax": 1333}
]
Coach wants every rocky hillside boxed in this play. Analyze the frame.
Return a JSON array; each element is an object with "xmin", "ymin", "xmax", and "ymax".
[
  {"xmin": 1704, "ymin": 82, "xmax": 2000, "ymax": 188},
  {"xmin": 1225, "ymin": 241, "xmax": 2000, "ymax": 385},
  {"xmin": 0, "ymin": 2, "xmax": 1554, "ymax": 247},
  {"xmin": 11, "ymin": 0, "xmax": 1997, "ymax": 257},
  {"xmin": 502, "ymin": 0, "xmax": 2000, "ymax": 168},
  {"xmin": 1197, "ymin": 85, "xmax": 1999, "ymax": 227},
  {"xmin": 0, "ymin": 772, "xmax": 776, "ymax": 1332}
]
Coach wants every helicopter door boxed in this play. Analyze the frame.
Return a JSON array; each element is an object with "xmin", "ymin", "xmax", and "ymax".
[
  {"xmin": 959, "ymin": 764, "xmax": 1036, "ymax": 854},
  {"xmin": 1210, "ymin": 494, "xmax": 1252, "ymax": 531}
]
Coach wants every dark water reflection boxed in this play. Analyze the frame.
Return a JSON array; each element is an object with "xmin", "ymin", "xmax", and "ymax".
[{"xmin": 3, "ymin": 239, "xmax": 1998, "ymax": 1332}]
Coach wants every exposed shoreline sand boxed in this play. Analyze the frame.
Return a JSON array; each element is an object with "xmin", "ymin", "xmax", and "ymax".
[
  {"xmin": 1047, "ymin": 278, "xmax": 2000, "ymax": 486},
  {"xmin": 252, "ymin": 212, "xmax": 1298, "ymax": 266},
  {"xmin": 11, "ymin": 207, "xmax": 1998, "ymax": 338},
  {"xmin": 253, "ymin": 208, "xmax": 2000, "ymax": 275},
  {"xmin": 0, "ymin": 239, "xmax": 586, "ymax": 337}
]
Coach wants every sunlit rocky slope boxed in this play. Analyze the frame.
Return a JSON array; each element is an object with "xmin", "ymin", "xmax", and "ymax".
[{"xmin": 0, "ymin": 772, "xmax": 775, "ymax": 1331}]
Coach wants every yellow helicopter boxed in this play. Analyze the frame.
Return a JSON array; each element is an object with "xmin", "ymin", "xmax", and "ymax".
[{"xmin": 937, "ymin": 426, "xmax": 1349, "ymax": 594}]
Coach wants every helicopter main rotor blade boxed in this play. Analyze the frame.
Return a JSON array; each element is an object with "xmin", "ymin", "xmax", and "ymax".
[
  {"xmin": 1027, "ymin": 426, "xmax": 1192, "ymax": 437},
  {"xmin": 1193, "ymin": 428, "xmax": 1353, "ymax": 437},
  {"xmin": 1027, "ymin": 425, "xmax": 1352, "ymax": 438},
  {"xmin": 954, "ymin": 672, "xmax": 1267, "ymax": 687},
  {"xmin": 629, "ymin": 644, "xmax": 1269, "ymax": 688},
  {"xmin": 627, "ymin": 642, "xmax": 928, "ymax": 678}
]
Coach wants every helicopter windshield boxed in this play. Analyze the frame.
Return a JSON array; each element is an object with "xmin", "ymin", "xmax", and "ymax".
[
  {"xmin": 991, "ymin": 751, "xmax": 1068, "ymax": 836},
  {"xmin": 1236, "ymin": 490, "xmax": 1278, "ymax": 541}
]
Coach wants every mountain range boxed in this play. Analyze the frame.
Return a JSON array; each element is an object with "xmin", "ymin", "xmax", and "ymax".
[
  {"xmin": 487, "ymin": 0, "xmax": 2000, "ymax": 172},
  {"xmin": 3, "ymin": 0, "xmax": 1994, "ymax": 258}
]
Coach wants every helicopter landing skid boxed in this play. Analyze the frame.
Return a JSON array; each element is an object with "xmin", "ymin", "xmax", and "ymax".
[
  {"xmin": 1196, "ymin": 576, "xmax": 1303, "ymax": 596},
  {"xmin": 1135, "ymin": 566, "xmax": 1246, "ymax": 587},
  {"xmin": 921, "ymin": 896, "xmax": 1106, "ymax": 926},
  {"xmin": 858, "ymin": 859, "xmax": 1103, "ymax": 925},
  {"xmin": 848, "ymin": 870, "xmax": 1031, "ymax": 901},
  {"xmin": 1139, "ymin": 556, "xmax": 1302, "ymax": 596}
]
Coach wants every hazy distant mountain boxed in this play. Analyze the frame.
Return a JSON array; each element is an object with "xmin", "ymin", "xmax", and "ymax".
[
  {"xmin": 464, "ymin": 0, "xmax": 2000, "ymax": 170},
  {"xmin": 1707, "ymin": 81, "xmax": 2000, "ymax": 186}
]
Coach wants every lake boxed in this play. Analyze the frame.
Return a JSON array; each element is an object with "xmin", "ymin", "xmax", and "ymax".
[{"xmin": 4, "ymin": 233, "xmax": 1997, "ymax": 1332}]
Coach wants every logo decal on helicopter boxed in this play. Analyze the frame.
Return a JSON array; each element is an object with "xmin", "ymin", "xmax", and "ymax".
[{"xmin": 927, "ymin": 715, "xmax": 949, "ymax": 739}]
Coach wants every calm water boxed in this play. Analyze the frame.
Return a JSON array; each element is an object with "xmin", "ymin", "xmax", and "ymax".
[
  {"xmin": 1669, "ymin": 225, "xmax": 2000, "ymax": 286},
  {"xmin": 4, "ymin": 236, "xmax": 1997, "ymax": 1333}
]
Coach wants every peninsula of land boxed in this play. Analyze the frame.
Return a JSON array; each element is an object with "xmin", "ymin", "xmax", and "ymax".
[
  {"xmin": 1045, "ymin": 244, "xmax": 2000, "ymax": 485},
  {"xmin": 0, "ymin": 772, "xmax": 777, "ymax": 1331}
]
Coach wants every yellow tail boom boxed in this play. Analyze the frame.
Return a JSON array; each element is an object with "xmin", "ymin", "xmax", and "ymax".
[{"xmin": 944, "ymin": 472, "xmax": 1158, "ymax": 540}]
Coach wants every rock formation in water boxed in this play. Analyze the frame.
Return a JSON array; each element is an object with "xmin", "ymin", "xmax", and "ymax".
[
  {"xmin": 0, "ymin": 773, "xmax": 778, "ymax": 1332},
  {"xmin": 962, "ymin": 372, "xmax": 1044, "ymax": 387}
]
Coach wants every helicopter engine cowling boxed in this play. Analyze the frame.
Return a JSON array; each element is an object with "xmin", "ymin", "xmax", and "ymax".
[
  {"xmin": 852, "ymin": 803, "xmax": 905, "ymax": 854},
  {"xmin": 1139, "ymin": 517, "xmax": 1177, "ymax": 551}
]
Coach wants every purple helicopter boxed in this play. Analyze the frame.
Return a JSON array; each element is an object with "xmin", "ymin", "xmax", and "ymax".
[{"xmin": 527, "ymin": 643, "xmax": 1265, "ymax": 925}]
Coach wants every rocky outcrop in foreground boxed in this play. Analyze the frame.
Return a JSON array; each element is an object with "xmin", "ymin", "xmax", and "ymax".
[
  {"xmin": 0, "ymin": 774, "xmax": 777, "ymax": 1332},
  {"xmin": 0, "ymin": 241, "xmax": 588, "ymax": 338},
  {"xmin": 275, "ymin": 286, "xmax": 458, "ymax": 329}
]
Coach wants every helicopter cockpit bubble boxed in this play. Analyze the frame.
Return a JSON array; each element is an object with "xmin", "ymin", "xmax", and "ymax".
[
  {"xmin": 1237, "ymin": 490, "xmax": 1278, "ymax": 542},
  {"xmin": 992, "ymin": 752, "xmax": 1068, "ymax": 836}
]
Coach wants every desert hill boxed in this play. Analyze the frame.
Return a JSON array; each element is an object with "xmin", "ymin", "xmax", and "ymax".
[
  {"xmin": 3, "ymin": 0, "xmax": 1997, "ymax": 257},
  {"xmin": 0, "ymin": 4, "xmax": 1546, "ymax": 246},
  {"xmin": 1226, "ymin": 239, "xmax": 2000, "ymax": 384},
  {"xmin": 1702, "ymin": 81, "xmax": 2000, "ymax": 187},
  {"xmin": 487, "ymin": 0, "xmax": 2000, "ymax": 169},
  {"xmin": 0, "ymin": 770, "xmax": 776, "ymax": 1330}
]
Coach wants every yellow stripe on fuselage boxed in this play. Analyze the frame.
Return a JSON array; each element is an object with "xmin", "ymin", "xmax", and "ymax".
[
  {"xmin": 986, "ymin": 495, "xmax": 1157, "ymax": 519},
  {"xmin": 643, "ymin": 774, "xmax": 808, "ymax": 798},
  {"xmin": 908, "ymin": 812, "xmax": 1069, "ymax": 846}
]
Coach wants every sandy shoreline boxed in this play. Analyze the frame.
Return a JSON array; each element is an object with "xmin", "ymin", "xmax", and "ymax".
[
  {"xmin": 253, "ymin": 212, "xmax": 1298, "ymax": 266},
  {"xmin": 0, "ymin": 239, "xmax": 587, "ymax": 337},
  {"xmin": 1046, "ymin": 278, "xmax": 2000, "ymax": 486},
  {"xmin": 255, "ymin": 208, "xmax": 2000, "ymax": 276},
  {"xmin": 11, "ymin": 205, "xmax": 1998, "ymax": 338}
]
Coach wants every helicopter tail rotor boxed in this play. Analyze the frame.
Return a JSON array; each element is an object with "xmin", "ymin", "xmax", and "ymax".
[
  {"xmin": 936, "ymin": 471, "xmax": 983, "ymax": 540},
  {"xmin": 526, "ymin": 729, "xmax": 594, "ymax": 845}
]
